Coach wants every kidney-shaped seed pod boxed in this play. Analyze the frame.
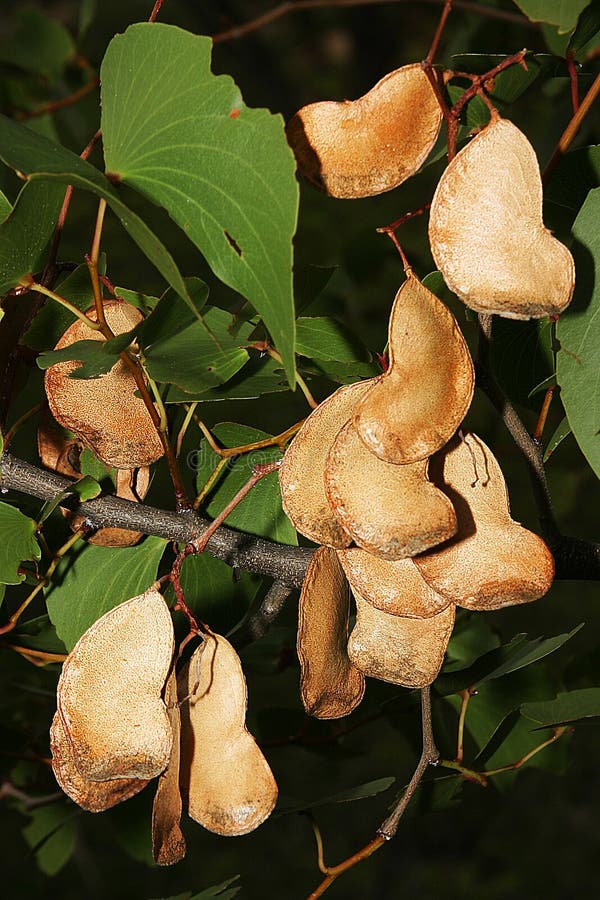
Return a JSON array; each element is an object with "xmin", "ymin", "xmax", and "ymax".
[
  {"xmin": 287, "ymin": 64, "xmax": 442, "ymax": 199},
  {"xmin": 57, "ymin": 589, "xmax": 174, "ymax": 782},
  {"xmin": 44, "ymin": 301, "xmax": 164, "ymax": 469},
  {"xmin": 325, "ymin": 420, "xmax": 456, "ymax": 560},
  {"xmin": 50, "ymin": 712, "xmax": 149, "ymax": 812},
  {"xmin": 179, "ymin": 634, "xmax": 278, "ymax": 836},
  {"xmin": 415, "ymin": 433, "xmax": 555, "ymax": 609},
  {"xmin": 297, "ymin": 546, "xmax": 365, "ymax": 719},
  {"xmin": 336, "ymin": 548, "xmax": 451, "ymax": 618},
  {"xmin": 429, "ymin": 115, "xmax": 575, "ymax": 319},
  {"xmin": 152, "ymin": 667, "xmax": 186, "ymax": 866},
  {"xmin": 279, "ymin": 380, "xmax": 374, "ymax": 547},
  {"xmin": 348, "ymin": 593, "xmax": 455, "ymax": 687},
  {"xmin": 353, "ymin": 273, "xmax": 474, "ymax": 464}
]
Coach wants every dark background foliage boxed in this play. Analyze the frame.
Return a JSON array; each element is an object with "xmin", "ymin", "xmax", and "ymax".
[{"xmin": 1, "ymin": 2, "xmax": 599, "ymax": 898}]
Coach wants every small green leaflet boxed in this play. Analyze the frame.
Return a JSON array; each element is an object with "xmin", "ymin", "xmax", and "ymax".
[
  {"xmin": 0, "ymin": 179, "xmax": 65, "ymax": 293},
  {"xmin": 23, "ymin": 805, "xmax": 77, "ymax": 877},
  {"xmin": 276, "ymin": 777, "xmax": 395, "ymax": 816},
  {"xmin": 37, "ymin": 475, "xmax": 102, "ymax": 524},
  {"xmin": 546, "ymin": 145, "xmax": 600, "ymax": 214},
  {"xmin": 568, "ymin": 0, "xmax": 600, "ymax": 53},
  {"xmin": 512, "ymin": 0, "xmax": 591, "ymax": 34},
  {"xmin": 521, "ymin": 688, "xmax": 600, "ymax": 727},
  {"xmin": 194, "ymin": 423, "xmax": 296, "ymax": 545},
  {"xmin": 150, "ymin": 877, "xmax": 242, "ymax": 900},
  {"xmin": 162, "ymin": 354, "xmax": 288, "ymax": 403},
  {"xmin": 100, "ymin": 23, "xmax": 298, "ymax": 387},
  {"xmin": 544, "ymin": 416, "xmax": 572, "ymax": 462},
  {"xmin": 0, "ymin": 502, "xmax": 41, "ymax": 584},
  {"xmin": 0, "ymin": 9, "xmax": 76, "ymax": 82},
  {"xmin": 45, "ymin": 535, "xmax": 167, "ymax": 649},
  {"xmin": 37, "ymin": 331, "xmax": 135, "ymax": 378},
  {"xmin": 295, "ymin": 317, "xmax": 370, "ymax": 363},
  {"xmin": 557, "ymin": 189, "xmax": 600, "ymax": 479},
  {"xmin": 0, "ymin": 187, "xmax": 11, "ymax": 220}
]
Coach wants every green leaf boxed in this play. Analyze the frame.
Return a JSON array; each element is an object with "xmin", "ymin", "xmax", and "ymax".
[
  {"xmin": 401, "ymin": 774, "xmax": 463, "ymax": 818},
  {"xmin": 36, "ymin": 330, "xmax": 135, "ymax": 378},
  {"xmin": 512, "ymin": 0, "xmax": 591, "ymax": 33},
  {"xmin": 193, "ymin": 423, "xmax": 297, "ymax": 544},
  {"xmin": 546, "ymin": 146, "xmax": 600, "ymax": 213},
  {"xmin": 0, "ymin": 179, "xmax": 65, "ymax": 293},
  {"xmin": 437, "ymin": 627, "xmax": 583, "ymax": 696},
  {"xmin": 544, "ymin": 416, "xmax": 572, "ymax": 461},
  {"xmin": 100, "ymin": 23, "xmax": 298, "ymax": 387},
  {"xmin": 168, "ymin": 554, "xmax": 261, "ymax": 636},
  {"xmin": 0, "ymin": 502, "xmax": 40, "ymax": 585},
  {"xmin": 37, "ymin": 474, "xmax": 102, "ymax": 525},
  {"xmin": 557, "ymin": 189, "xmax": 600, "ymax": 479},
  {"xmin": 277, "ymin": 777, "xmax": 395, "ymax": 816},
  {"xmin": 9, "ymin": 614, "xmax": 67, "ymax": 655},
  {"xmin": 491, "ymin": 317, "xmax": 555, "ymax": 408},
  {"xmin": 190, "ymin": 877, "xmax": 241, "ymax": 900},
  {"xmin": 0, "ymin": 188, "xmax": 11, "ymax": 220},
  {"xmin": 163, "ymin": 355, "xmax": 288, "ymax": 403},
  {"xmin": 521, "ymin": 688, "xmax": 600, "ymax": 727},
  {"xmin": 140, "ymin": 298, "xmax": 249, "ymax": 392},
  {"xmin": 114, "ymin": 285, "xmax": 159, "ymax": 314},
  {"xmin": 45, "ymin": 535, "xmax": 167, "ymax": 649},
  {"xmin": 0, "ymin": 9, "xmax": 75, "ymax": 82},
  {"xmin": 295, "ymin": 317, "xmax": 370, "ymax": 363},
  {"xmin": 569, "ymin": 0, "xmax": 600, "ymax": 50},
  {"xmin": 22, "ymin": 805, "xmax": 76, "ymax": 876},
  {"xmin": 0, "ymin": 114, "xmax": 198, "ymax": 316}
]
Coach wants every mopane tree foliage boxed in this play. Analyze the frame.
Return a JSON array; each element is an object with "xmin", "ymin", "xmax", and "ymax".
[{"xmin": 1, "ymin": 1, "xmax": 600, "ymax": 897}]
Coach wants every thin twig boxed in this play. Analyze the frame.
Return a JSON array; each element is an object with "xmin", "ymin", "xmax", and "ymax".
[
  {"xmin": 212, "ymin": 0, "xmax": 534, "ymax": 44},
  {"xmin": 543, "ymin": 71, "xmax": 600, "ymax": 184}
]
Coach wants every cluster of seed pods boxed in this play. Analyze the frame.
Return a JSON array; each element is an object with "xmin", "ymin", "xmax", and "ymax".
[
  {"xmin": 279, "ymin": 272, "xmax": 555, "ymax": 716},
  {"xmin": 51, "ymin": 590, "xmax": 278, "ymax": 864}
]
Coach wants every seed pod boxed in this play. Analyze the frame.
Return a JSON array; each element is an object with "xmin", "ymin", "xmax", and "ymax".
[
  {"xmin": 37, "ymin": 417, "xmax": 150, "ymax": 547},
  {"xmin": 415, "ymin": 433, "xmax": 555, "ymax": 609},
  {"xmin": 50, "ymin": 712, "xmax": 149, "ymax": 812},
  {"xmin": 56, "ymin": 589, "xmax": 174, "ymax": 782},
  {"xmin": 287, "ymin": 64, "xmax": 442, "ymax": 199},
  {"xmin": 348, "ymin": 593, "xmax": 455, "ymax": 687},
  {"xmin": 429, "ymin": 116, "xmax": 575, "ymax": 319},
  {"xmin": 279, "ymin": 380, "xmax": 373, "ymax": 547},
  {"xmin": 44, "ymin": 301, "xmax": 164, "ymax": 469},
  {"xmin": 353, "ymin": 274, "xmax": 474, "ymax": 464},
  {"xmin": 152, "ymin": 668, "xmax": 186, "ymax": 866},
  {"xmin": 179, "ymin": 634, "xmax": 278, "ymax": 836},
  {"xmin": 337, "ymin": 548, "xmax": 451, "ymax": 618},
  {"xmin": 297, "ymin": 546, "xmax": 365, "ymax": 719},
  {"xmin": 325, "ymin": 420, "xmax": 456, "ymax": 559}
]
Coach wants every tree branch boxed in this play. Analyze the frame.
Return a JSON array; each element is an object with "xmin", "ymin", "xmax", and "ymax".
[{"xmin": 0, "ymin": 452, "xmax": 312, "ymax": 588}]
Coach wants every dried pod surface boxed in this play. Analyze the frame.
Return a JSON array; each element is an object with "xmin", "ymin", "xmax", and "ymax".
[
  {"xmin": 297, "ymin": 546, "xmax": 365, "ymax": 719},
  {"xmin": 429, "ymin": 116, "xmax": 575, "ymax": 319},
  {"xmin": 415, "ymin": 433, "xmax": 555, "ymax": 609},
  {"xmin": 354, "ymin": 274, "xmax": 474, "ymax": 464},
  {"xmin": 287, "ymin": 64, "xmax": 442, "ymax": 199},
  {"xmin": 44, "ymin": 301, "xmax": 164, "ymax": 468},
  {"xmin": 50, "ymin": 712, "xmax": 149, "ymax": 812},
  {"xmin": 179, "ymin": 635, "xmax": 278, "ymax": 836},
  {"xmin": 337, "ymin": 548, "xmax": 451, "ymax": 618},
  {"xmin": 152, "ymin": 668, "xmax": 186, "ymax": 866},
  {"xmin": 348, "ymin": 593, "xmax": 455, "ymax": 687},
  {"xmin": 325, "ymin": 420, "xmax": 456, "ymax": 559},
  {"xmin": 57, "ymin": 589, "xmax": 174, "ymax": 781},
  {"xmin": 279, "ymin": 380, "xmax": 373, "ymax": 547}
]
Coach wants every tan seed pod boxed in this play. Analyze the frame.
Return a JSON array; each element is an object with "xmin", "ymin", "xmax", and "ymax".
[
  {"xmin": 44, "ymin": 301, "xmax": 164, "ymax": 468},
  {"xmin": 348, "ymin": 593, "xmax": 455, "ymax": 687},
  {"xmin": 152, "ymin": 667, "xmax": 186, "ymax": 866},
  {"xmin": 57, "ymin": 589, "xmax": 174, "ymax": 782},
  {"xmin": 325, "ymin": 420, "xmax": 456, "ymax": 560},
  {"xmin": 279, "ymin": 380, "xmax": 374, "ymax": 547},
  {"xmin": 287, "ymin": 64, "xmax": 442, "ymax": 199},
  {"xmin": 415, "ymin": 433, "xmax": 555, "ymax": 609},
  {"xmin": 429, "ymin": 115, "xmax": 575, "ymax": 319},
  {"xmin": 179, "ymin": 634, "xmax": 278, "ymax": 836},
  {"xmin": 353, "ymin": 274, "xmax": 474, "ymax": 464},
  {"xmin": 50, "ymin": 711, "xmax": 149, "ymax": 812},
  {"xmin": 37, "ymin": 417, "xmax": 150, "ymax": 547},
  {"xmin": 336, "ymin": 548, "xmax": 451, "ymax": 618},
  {"xmin": 297, "ymin": 546, "xmax": 365, "ymax": 719}
]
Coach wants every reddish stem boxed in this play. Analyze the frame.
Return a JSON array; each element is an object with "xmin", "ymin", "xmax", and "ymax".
[
  {"xmin": 566, "ymin": 52, "xmax": 580, "ymax": 113},
  {"xmin": 425, "ymin": 0, "xmax": 453, "ymax": 67},
  {"xmin": 149, "ymin": 0, "xmax": 165, "ymax": 22}
]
